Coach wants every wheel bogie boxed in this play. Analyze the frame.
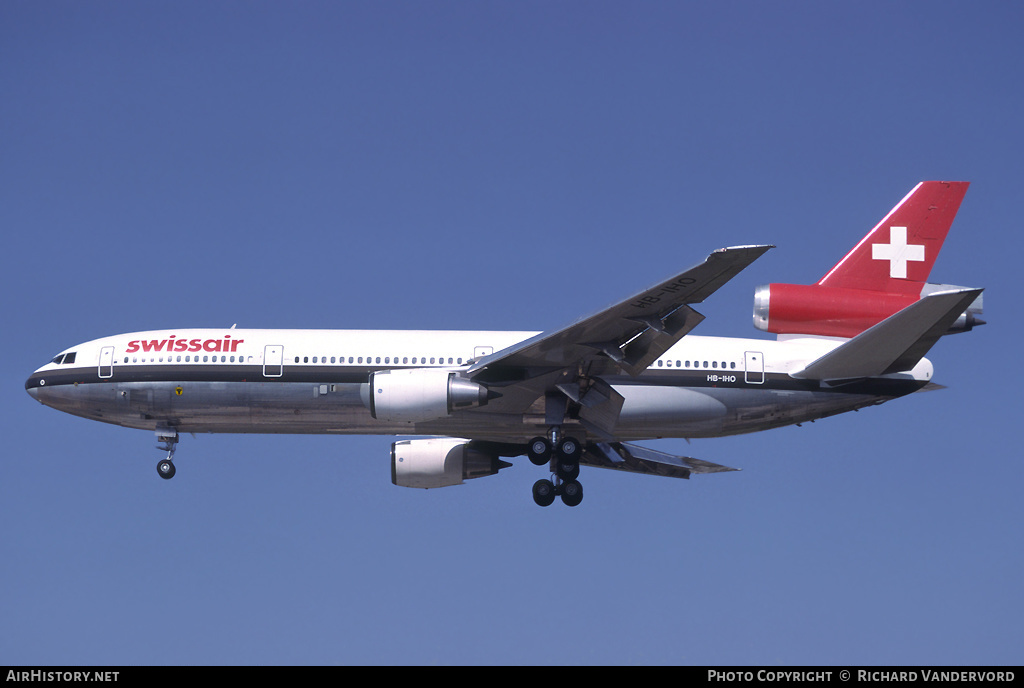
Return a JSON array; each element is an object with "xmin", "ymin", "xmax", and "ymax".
[{"xmin": 527, "ymin": 433, "xmax": 586, "ymax": 507}]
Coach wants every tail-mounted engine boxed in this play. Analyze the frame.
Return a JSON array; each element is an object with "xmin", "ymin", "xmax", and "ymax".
[
  {"xmin": 362, "ymin": 368, "xmax": 492, "ymax": 423},
  {"xmin": 753, "ymin": 283, "xmax": 984, "ymax": 338},
  {"xmin": 391, "ymin": 438, "xmax": 511, "ymax": 489}
]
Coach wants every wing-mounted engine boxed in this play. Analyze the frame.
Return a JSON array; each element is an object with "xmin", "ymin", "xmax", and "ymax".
[
  {"xmin": 752, "ymin": 283, "xmax": 984, "ymax": 338},
  {"xmin": 362, "ymin": 369, "xmax": 492, "ymax": 423},
  {"xmin": 391, "ymin": 437, "xmax": 512, "ymax": 489}
]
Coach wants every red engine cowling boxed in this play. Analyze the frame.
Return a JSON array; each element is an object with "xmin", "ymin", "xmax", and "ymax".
[
  {"xmin": 753, "ymin": 283, "xmax": 917, "ymax": 338},
  {"xmin": 753, "ymin": 283, "xmax": 984, "ymax": 338}
]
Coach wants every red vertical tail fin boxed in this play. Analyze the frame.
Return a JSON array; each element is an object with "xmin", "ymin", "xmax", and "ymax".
[
  {"xmin": 817, "ymin": 181, "xmax": 969, "ymax": 295},
  {"xmin": 753, "ymin": 181, "xmax": 978, "ymax": 338}
]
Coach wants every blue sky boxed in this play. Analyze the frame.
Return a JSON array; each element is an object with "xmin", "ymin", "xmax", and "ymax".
[{"xmin": 2, "ymin": 2, "xmax": 1021, "ymax": 665}]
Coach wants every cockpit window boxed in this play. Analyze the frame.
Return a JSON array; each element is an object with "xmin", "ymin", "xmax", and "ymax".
[
  {"xmin": 51, "ymin": 354, "xmax": 64, "ymax": 364},
  {"xmin": 51, "ymin": 352, "xmax": 77, "ymax": 365}
]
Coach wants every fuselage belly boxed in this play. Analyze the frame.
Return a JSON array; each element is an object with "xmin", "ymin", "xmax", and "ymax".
[{"xmin": 29, "ymin": 373, "xmax": 900, "ymax": 441}]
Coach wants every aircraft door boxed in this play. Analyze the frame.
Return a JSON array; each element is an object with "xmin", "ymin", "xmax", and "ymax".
[
  {"xmin": 744, "ymin": 351, "xmax": 764, "ymax": 384},
  {"xmin": 263, "ymin": 345, "xmax": 284, "ymax": 377},
  {"xmin": 98, "ymin": 346, "xmax": 114, "ymax": 379}
]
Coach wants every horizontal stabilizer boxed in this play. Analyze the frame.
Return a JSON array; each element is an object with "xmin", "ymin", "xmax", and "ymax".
[
  {"xmin": 581, "ymin": 441, "xmax": 740, "ymax": 480},
  {"xmin": 916, "ymin": 382, "xmax": 947, "ymax": 393},
  {"xmin": 791, "ymin": 288, "xmax": 983, "ymax": 380}
]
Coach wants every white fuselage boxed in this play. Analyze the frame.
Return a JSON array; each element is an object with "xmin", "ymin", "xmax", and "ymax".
[{"xmin": 26, "ymin": 328, "xmax": 932, "ymax": 442}]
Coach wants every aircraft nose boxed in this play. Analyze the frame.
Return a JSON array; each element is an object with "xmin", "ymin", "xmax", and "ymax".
[
  {"xmin": 26, "ymin": 373, "xmax": 42, "ymax": 400},
  {"xmin": 25, "ymin": 370, "xmax": 56, "ymax": 403}
]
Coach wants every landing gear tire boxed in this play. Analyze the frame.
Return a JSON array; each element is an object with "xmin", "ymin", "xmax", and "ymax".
[
  {"xmin": 557, "ymin": 437, "xmax": 581, "ymax": 461},
  {"xmin": 555, "ymin": 437, "xmax": 581, "ymax": 481},
  {"xmin": 532, "ymin": 479, "xmax": 556, "ymax": 507},
  {"xmin": 157, "ymin": 459, "xmax": 176, "ymax": 480},
  {"xmin": 556, "ymin": 459, "xmax": 580, "ymax": 482},
  {"xmin": 527, "ymin": 437, "xmax": 551, "ymax": 466},
  {"xmin": 560, "ymin": 480, "xmax": 583, "ymax": 507}
]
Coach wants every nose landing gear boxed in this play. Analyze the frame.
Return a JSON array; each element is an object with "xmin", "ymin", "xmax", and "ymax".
[{"xmin": 155, "ymin": 428, "xmax": 178, "ymax": 480}]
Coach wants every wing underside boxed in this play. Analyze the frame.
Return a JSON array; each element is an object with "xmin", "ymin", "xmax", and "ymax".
[{"xmin": 582, "ymin": 441, "xmax": 740, "ymax": 479}]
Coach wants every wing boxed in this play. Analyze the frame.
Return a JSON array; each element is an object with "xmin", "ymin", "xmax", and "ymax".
[
  {"xmin": 469, "ymin": 245, "xmax": 773, "ymax": 380},
  {"xmin": 582, "ymin": 441, "xmax": 740, "ymax": 479}
]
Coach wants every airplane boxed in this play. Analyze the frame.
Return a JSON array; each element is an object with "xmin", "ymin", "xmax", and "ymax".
[{"xmin": 26, "ymin": 181, "xmax": 984, "ymax": 507}]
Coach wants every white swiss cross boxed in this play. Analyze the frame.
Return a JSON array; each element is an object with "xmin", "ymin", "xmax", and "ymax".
[{"xmin": 872, "ymin": 226, "xmax": 925, "ymax": 279}]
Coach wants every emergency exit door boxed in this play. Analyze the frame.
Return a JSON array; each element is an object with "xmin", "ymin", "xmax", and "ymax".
[{"xmin": 744, "ymin": 351, "xmax": 764, "ymax": 384}]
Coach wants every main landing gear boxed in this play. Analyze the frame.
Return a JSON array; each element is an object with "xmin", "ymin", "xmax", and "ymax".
[
  {"xmin": 155, "ymin": 428, "xmax": 178, "ymax": 480},
  {"xmin": 528, "ymin": 433, "xmax": 584, "ymax": 507}
]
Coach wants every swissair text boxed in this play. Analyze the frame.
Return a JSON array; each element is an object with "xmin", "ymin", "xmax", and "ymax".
[{"xmin": 125, "ymin": 336, "xmax": 244, "ymax": 354}]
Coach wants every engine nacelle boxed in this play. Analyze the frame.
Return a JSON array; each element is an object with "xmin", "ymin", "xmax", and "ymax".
[
  {"xmin": 753, "ymin": 283, "xmax": 915, "ymax": 338},
  {"xmin": 391, "ymin": 438, "xmax": 511, "ymax": 489},
  {"xmin": 363, "ymin": 368, "xmax": 491, "ymax": 423},
  {"xmin": 752, "ymin": 283, "xmax": 984, "ymax": 338}
]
